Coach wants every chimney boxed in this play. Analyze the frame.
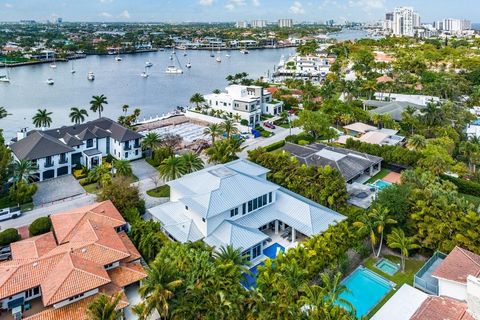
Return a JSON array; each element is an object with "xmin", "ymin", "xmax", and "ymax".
[
  {"xmin": 16, "ymin": 128, "xmax": 27, "ymax": 141},
  {"xmin": 467, "ymin": 275, "xmax": 480, "ymax": 320}
]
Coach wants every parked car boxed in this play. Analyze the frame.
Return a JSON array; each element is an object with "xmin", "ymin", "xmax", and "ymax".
[
  {"xmin": 0, "ymin": 246, "xmax": 11, "ymax": 261},
  {"xmin": 0, "ymin": 207, "xmax": 22, "ymax": 222},
  {"xmin": 263, "ymin": 121, "xmax": 276, "ymax": 129}
]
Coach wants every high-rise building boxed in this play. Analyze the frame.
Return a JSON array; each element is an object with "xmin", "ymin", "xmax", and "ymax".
[
  {"xmin": 235, "ymin": 21, "xmax": 248, "ymax": 28},
  {"xmin": 278, "ymin": 19, "xmax": 293, "ymax": 28},
  {"xmin": 251, "ymin": 20, "xmax": 267, "ymax": 28},
  {"xmin": 385, "ymin": 12, "xmax": 394, "ymax": 21},
  {"xmin": 441, "ymin": 18, "xmax": 472, "ymax": 32},
  {"xmin": 392, "ymin": 7, "xmax": 420, "ymax": 37}
]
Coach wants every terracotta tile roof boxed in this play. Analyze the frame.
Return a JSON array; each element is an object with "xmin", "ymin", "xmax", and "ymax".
[
  {"xmin": 41, "ymin": 253, "xmax": 111, "ymax": 306},
  {"xmin": 410, "ymin": 296, "xmax": 475, "ymax": 320},
  {"xmin": 51, "ymin": 200, "xmax": 126, "ymax": 244},
  {"xmin": 10, "ymin": 232, "xmax": 57, "ymax": 260},
  {"xmin": 118, "ymin": 231, "xmax": 142, "ymax": 262},
  {"xmin": 377, "ymin": 75, "xmax": 394, "ymax": 83},
  {"xmin": 108, "ymin": 263, "xmax": 147, "ymax": 288},
  {"xmin": 432, "ymin": 246, "xmax": 480, "ymax": 283}
]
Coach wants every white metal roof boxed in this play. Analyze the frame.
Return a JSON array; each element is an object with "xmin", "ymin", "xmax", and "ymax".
[
  {"xmin": 371, "ymin": 284, "xmax": 428, "ymax": 320},
  {"xmin": 204, "ymin": 221, "xmax": 269, "ymax": 250}
]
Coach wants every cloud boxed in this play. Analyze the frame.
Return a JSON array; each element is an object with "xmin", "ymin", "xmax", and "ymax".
[
  {"xmin": 289, "ymin": 1, "xmax": 305, "ymax": 14},
  {"xmin": 118, "ymin": 10, "xmax": 130, "ymax": 19},
  {"xmin": 225, "ymin": 0, "xmax": 246, "ymax": 11},
  {"xmin": 100, "ymin": 12, "xmax": 113, "ymax": 18},
  {"xmin": 252, "ymin": 0, "xmax": 260, "ymax": 6},
  {"xmin": 4, "ymin": 3, "xmax": 13, "ymax": 8},
  {"xmin": 99, "ymin": 0, "xmax": 114, "ymax": 3},
  {"xmin": 199, "ymin": 0, "xmax": 214, "ymax": 6}
]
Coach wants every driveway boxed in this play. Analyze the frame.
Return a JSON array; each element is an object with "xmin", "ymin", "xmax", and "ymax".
[
  {"xmin": 239, "ymin": 127, "xmax": 302, "ymax": 158},
  {"xmin": 131, "ymin": 159, "xmax": 159, "ymax": 181},
  {"xmin": 32, "ymin": 175, "xmax": 85, "ymax": 206},
  {"xmin": 130, "ymin": 159, "xmax": 168, "ymax": 209}
]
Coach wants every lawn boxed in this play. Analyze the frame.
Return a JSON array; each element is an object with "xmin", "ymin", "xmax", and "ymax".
[
  {"xmin": 0, "ymin": 195, "xmax": 34, "ymax": 212},
  {"xmin": 147, "ymin": 185, "xmax": 170, "ymax": 198},
  {"xmin": 365, "ymin": 169, "xmax": 391, "ymax": 184},
  {"xmin": 82, "ymin": 183, "xmax": 100, "ymax": 194},
  {"xmin": 364, "ymin": 255, "xmax": 425, "ymax": 319}
]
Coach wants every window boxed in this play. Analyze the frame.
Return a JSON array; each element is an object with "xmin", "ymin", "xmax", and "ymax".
[
  {"xmin": 262, "ymin": 194, "xmax": 267, "ymax": 205},
  {"xmin": 252, "ymin": 244, "xmax": 261, "ymax": 259},
  {"xmin": 269, "ymin": 192, "xmax": 272, "ymax": 203},
  {"xmin": 86, "ymin": 139, "xmax": 93, "ymax": 148},
  {"xmin": 60, "ymin": 153, "xmax": 67, "ymax": 163},
  {"xmin": 135, "ymin": 150, "xmax": 139, "ymax": 156},
  {"xmin": 242, "ymin": 250, "xmax": 250, "ymax": 261},
  {"xmin": 230, "ymin": 208, "xmax": 238, "ymax": 217},
  {"xmin": 242, "ymin": 203, "xmax": 246, "ymax": 215},
  {"xmin": 253, "ymin": 198, "xmax": 258, "ymax": 210},
  {"xmin": 45, "ymin": 156, "xmax": 53, "ymax": 167},
  {"xmin": 248, "ymin": 201, "xmax": 252, "ymax": 212},
  {"xmin": 185, "ymin": 205, "xmax": 189, "ymax": 210}
]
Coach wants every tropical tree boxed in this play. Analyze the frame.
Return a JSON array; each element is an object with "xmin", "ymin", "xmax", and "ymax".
[
  {"xmin": 214, "ymin": 245, "xmax": 251, "ymax": 275},
  {"xmin": 10, "ymin": 159, "xmax": 37, "ymax": 184},
  {"xmin": 206, "ymin": 138, "xmax": 243, "ymax": 164},
  {"xmin": 158, "ymin": 156, "xmax": 185, "ymax": 181},
  {"xmin": 320, "ymin": 272, "xmax": 354, "ymax": 312},
  {"xmin": 0, "ymin": 107, "xmax": 11, "ymax": 119},
  {"xmin": 407, "ymin": 134, "xmax": 427, "ymax": 150},
  {"xmin": 90, "ymin": 94, "xmax": 108, "ymax": 118},
  {"xmin": 69, "ymin": 107, "xmax": 88, "ymax": 124},
  {"xmin": 353, "ymin": 212, "xmax": 378, "ymax": 256},
  {"xmin": 122, "ymin": 104, "xmax": 129, "ymax": 115},
  {"xmin": 88, "ymin": 163, "xmax": 112, "ymax": 188},
  {"xmin": 203, "ymin": 123, "xmax": 223, "ymax": 144},
  {"xmin": 179, "ymin": 152, "xmax": 204, "ymax": 174},
  {"xmin": 113, "ymin": 159, "xmax": 132, "ymax": 177},
  {"xmin": 32, "ymin": 109, "xmax": 53, "ymax": 129},
  {"xmin": 387, "ymin": 228, "xmax": 419, "ymax": 271},
  {"xmin": 142, "ymin": 132, "xmax": 162, "ymax": 159},
  {"xmin": 370, "ymin": 206, "xmax": 397, "ymax": 258},
  {"xmin": 220, "ymin": 119, "xmax": 239, "ymax": 139},
  {"xmin": 190, "ymin": 93, "xmax": 205, "ymax": 109},
  {"xmin": 86, "ymin": 293, "xmax": 122, "ymax": 320},
  {"xmin": 212, "ymin": 89, "xmax": 221, "ymax": 94}
]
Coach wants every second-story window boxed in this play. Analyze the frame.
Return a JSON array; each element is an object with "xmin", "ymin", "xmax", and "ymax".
[
  {"xmin": 86, "ymin": 139, "xmax": 93, "ymax": 148},
  {"xmin": 230, "ymin": 208, "xmax": 239, "ymax": 217},
  {"xmin": 45, "ymin": 156, "xmax": 53, "ymax": 167}
]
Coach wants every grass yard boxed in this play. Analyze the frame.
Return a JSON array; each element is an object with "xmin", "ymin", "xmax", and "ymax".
[
  {"xmin": 147, "ymin": 185, "xmax": 170, "ymax": 198},
  {"xmin": 365, "ymin": 169, "xmax": 391, "ymax": 184},
  {"xmin": 364, "ymin": 255, "xmax": 425, "ymax": 319},
  {"xmin": 82, "ymin": 183, "xmax": 100, "ymax": 194}
]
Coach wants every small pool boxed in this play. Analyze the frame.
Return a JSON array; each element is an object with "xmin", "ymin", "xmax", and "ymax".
[
  {"xmin": 242, "ymin": 262, "xmax": 264, "ymax": 289},
  {"xmin": 338, "ymin": 267, "xmax": 394, "ymax": 318},
  {"xmin": 263, "ymin": 243, "xmax": 285, "ymax": 259},
  {"xmin": 375, "ymin": 258, "xmax": 400, "ymax": 276},
  {"xmin": 473, "ymin": 119, "xmax": 480, "ymax": 126},
  {"xmin": 371, "ymin": 180, "xmax": 392, "ymax": 191}
]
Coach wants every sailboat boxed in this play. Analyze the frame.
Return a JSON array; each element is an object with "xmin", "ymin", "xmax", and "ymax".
[
  {"xmin": 186, "ymin": 60, "xmax": 192, "ymax": 69},
  {"xmin": 50, "ymin": 54, "xmax": 57, "ymax": 68},
  {"xmin": 141, "ymin": 67, "xmax": 149, "ymax": 78},
  {"xmin": 0, "ymin": 59, "xmax": 10, "ymax": 83},
  {"xmin": 70, "ymin": 59, "xmax": 76, "ymax": 74},
  {"xmin": 165, "ymin": 51, "xmax": 183, "ymax": 74},
  {"xmin": 216, "ymin": 48, "xmax": 222, "ymax": 63}
]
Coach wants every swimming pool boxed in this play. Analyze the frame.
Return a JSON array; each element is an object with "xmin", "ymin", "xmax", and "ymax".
[
  {"xmin": 338, "ymin": 267, "xmax": 394, "ymax": 318},
  {"xmin": 371, "ymin": 180, "xmax": 392, "ymax": 191},
  {"xmin": 375, "ymin": 258, "xmax": 400, "ymax": 276},
  {"xmin": 263, "ymin": 243, "xmax": 285, "ymax": 259}
]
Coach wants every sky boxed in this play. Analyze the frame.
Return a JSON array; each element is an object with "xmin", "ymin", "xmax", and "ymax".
[{"xmin": 0, "ymin": 0, "xmax": 478, "ymax": 23}]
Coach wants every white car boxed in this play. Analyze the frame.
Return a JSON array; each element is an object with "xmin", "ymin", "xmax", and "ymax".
[{"xmin": 0, "ymin": 207, "xmax": 22, "ymax": 222}]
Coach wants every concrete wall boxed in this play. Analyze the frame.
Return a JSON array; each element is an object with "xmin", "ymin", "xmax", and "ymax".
[
  {"xmin": 467, "ymin": 276, "xmax": 480, "ymax": 320},
  {"xmin": 185, "ymin": 110, "xmax": 226, "ymax": 124},
  {"xmin": 439, "ymin": 278, "xmax": 467, "ymax": 301}
]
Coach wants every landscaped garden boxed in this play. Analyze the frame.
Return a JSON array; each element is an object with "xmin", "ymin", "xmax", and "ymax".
[{"xmin": 146, "ymin": 185, "xmax": 170, "ymax": 198}]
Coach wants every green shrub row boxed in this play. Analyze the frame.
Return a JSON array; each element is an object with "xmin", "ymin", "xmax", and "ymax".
[
  {"xmin": 285, "ymin": 132, "xmax": 315, "ymax": 144},
  {"xmin": 0, "ymin": 228, "xmax": 20, "ymax": 246},
  {"xmin": 441, "ymin": 174, "xmax": 480, "ymax": 197},
  {"xmin": 29, "ymin": 217, "xmax": 52, "ymax": 237},
  {"xmin": 264, "ymin": 140, "xmax": 285, "ymax": 152}
]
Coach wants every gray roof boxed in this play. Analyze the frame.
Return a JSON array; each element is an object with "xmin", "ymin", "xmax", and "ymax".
[
  {"xmin": 364, "ymin": 100, "xmax": 425, "ymax": 121},
  {"xmin": 284, "ymin": 142, "xmax": 383, "ymax": 182},
  {"xmin": 10, "ymin": 131, "xmax": 74, "ymax": 161},
  {"xmin": 62, "ymin": 133, "xmax": 83, "ymax": 147},
  {"xmin": 83, "ymin": 148, "xmax": 102, "ymax": 156}
]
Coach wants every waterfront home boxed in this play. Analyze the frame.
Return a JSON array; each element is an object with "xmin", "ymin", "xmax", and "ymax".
[
  {"xmin": 148, "ymin": 159, "xmax": 345, "ymax": 264},
  {"xmin": 338, "ymin": 122, "xmax": 405, "ymax": 146},
  {"xmin": 203, "ymin": 85, "xmax": 283, "ymax": 126},
  {"xmin": 9, "ymin": 117, "xmax": 143, "ymax": 181},
  {"xmin": 0, "ymin": 200, "xmax": 146, "ymax": 320},
  {"xmin": 276, "ymin": 54, "xmax": 332, "ymax": 80},
  {"xmin": 283, "ymin": 142, "xmax": 383, "ymax": 184}
]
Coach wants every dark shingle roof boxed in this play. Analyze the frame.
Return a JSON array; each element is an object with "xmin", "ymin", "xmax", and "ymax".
[
  {"xmin": 76, "ymin": 128, "xmax": 97, "ymax": 141},
  {"xmin": 284, "ymin": 142, "xmax": 383, "ymax": 181},
  {"xmin": 10, "ymin": 131, "xmax": 74, "ymax": 161},
  {"xmin": 62, "ymin": 133, "xmax": 83, "ymax": 147},
  {"xmin": 364, "ymin": 100, "xmax": 425, "ymax": 121}
]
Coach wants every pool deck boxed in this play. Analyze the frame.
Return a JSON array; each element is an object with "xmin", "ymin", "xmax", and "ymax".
[{"xmin": 382, "ymin": 172, "xmax": 402, "ymax": 184}]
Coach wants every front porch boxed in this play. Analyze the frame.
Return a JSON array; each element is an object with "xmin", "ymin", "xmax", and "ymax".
[{"xmin": 83, "ymin": 149, "xmax": 102, "ymax": 170}]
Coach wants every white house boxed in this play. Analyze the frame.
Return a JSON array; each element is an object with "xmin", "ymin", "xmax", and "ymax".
[
  {"xmin": 148, "ymin": 159, "xmax": 346, "ymax": 263},
  {"xmin": 203, "ymin": 85, "xmax": 283, "ymax": 126},
  {"xmin": 10, "ymin": 117, "xmax": 143, "ymax": 181},
  {"xmin": 277, "ymin": 55, "xmax": 331, "ymax": 79}
]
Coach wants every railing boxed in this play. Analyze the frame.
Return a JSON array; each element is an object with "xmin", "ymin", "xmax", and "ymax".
[{"xmin": 413, "ymin": 251, "xmax": 447, "ymax": 295}]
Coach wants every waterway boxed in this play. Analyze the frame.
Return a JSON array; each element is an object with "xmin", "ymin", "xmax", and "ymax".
[{"xmin": 0, "ymin": 48, "xmax": 295, "ymax": 138}]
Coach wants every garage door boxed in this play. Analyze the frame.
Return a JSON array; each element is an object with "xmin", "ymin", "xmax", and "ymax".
[
  {"xmin": 42, "ymin": 170, "xmax": 55, "ymax": 180},
  {"xmin": 57, "ymin": 166, "xmax": 69, "ymax": 177}
]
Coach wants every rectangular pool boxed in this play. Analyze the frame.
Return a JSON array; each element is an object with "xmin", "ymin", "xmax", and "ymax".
[
  {"xmin": 263, "ymin": 243, "xmax": 285, "ymax": 259},
  {"xmin": 338, "ymin": 267, "xmax": 394, "ymax": 318},
  {"xmin": 371, "ymin": 180, "xmax": 392, "ymax": 191},
  {"xmin": 375, "ymin": 258, "xmax": 400, "ymax": 276}
]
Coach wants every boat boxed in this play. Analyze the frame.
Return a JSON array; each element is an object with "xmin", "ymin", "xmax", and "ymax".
[
  {"xmin": 115, "ymin": 55, "xmax": 122, "ymax": 62},
  {"xmin": 240, "ymin": 49, "xmax": 249, "ymax": 54},
  {"xmin": 87, "ymin": 71, "xmax": 95, "ymax": 81},
  {"xmin": 216, "ymin": 55, "xmax": 221, "ymax": 63},
  {"xmin": 46, "ymin": 78, "xmax": 54, "ymax": 85},
  {"xmin": 165, "ymin": 66, "xmax": 183, "ymax": 74},
  {"xmin": 0, "ymin": 60, "xmax": 10, "ymax": 83},
  {"xmin": 159, "ymin": 48, "xmax": 165, "ymax": 52},
  {"xmin": 145, "ymin": 61, "xmax": 153, "ymax": 68},
  {"xmin": 186, "ymin": 61, "xmax": 192, "ymax": 69},
  {"xmin": 225, "ymin": 54, "xmax": 231, "ymax": 58},
  {"xmin": 50, "ymin": 62, "xmax": 57, "ymax": 68},
  {"xmin": 70, "ymin": 60, "xmax": 76, "ymax": 74}
]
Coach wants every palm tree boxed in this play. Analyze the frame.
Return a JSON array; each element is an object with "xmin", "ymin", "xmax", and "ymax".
[
  {"xmin": 86, "ymin": 293, "xmax": 122, "ymax": 320},
  {"xmin": 212, "ymin": 89, "xmax": 221, "ymax": 94},
  {"xmin": 158, "ymin": 156, "xmax": 185, "ymax": 181},
  {"xmin": 122, "ymin": 104, "xmax": 129, "ymax": 115},
  {"xmin": 11, "ymin": 160, "xmax": 37, "ymax": 184},
  {"xmin": 190, "ymin": 93, "xmax": 205, "ymax": 109},
  {"xmin": 407, "ymin": 134, "xmax": 427, "ymax": 150},
  {"xmin": 214, "ymin": 245, "xmax": 251, "ymax": 275},
  {"xmin": 232, "ymin": 113, "xmax": 242, "ymax": 123},
  {"xmin": 353, "ymin": 212, "xmax": 378, "ymax": 256},
  {"xmin": 203, "ymin": 123, "xmax": 223, "ymax": 144},
  {"xmin": 220, "ymin": 119, "xmax": 239, "ymax": 139},
  {"xmin": 90, "ymin": 94, "xmax": 108, "ymax": 118},
  {"xmin": 0, "ymin": 107, "xmax": 11, "ymax": 119},
  {"xmin": 370, "ymin": 206, "xmax": 397, "ymax": 258},
  {"xmin": 387, "ymin": 228, "xmax": 419, "ymax": 272},
  {"xmin": 320, "ymin": 272, "xmax": 354, "ymax": 311},
  {"xmin": 32, "ymin": 109, "xmax": 53, "ymax": 129},
  {"xmin": 142, "ymin": 132, "xmax": 162, "ymax": 159},
  {"xmin": 69, "ymin": 107, "xmax": 88, "ymax": 124},
  {"xmin": 206, "ymin": 139, "xmax": 243, "ymax": 164},
  {"xmin": 179, "ymin": 152, "xmax": 204, "ymax": 174},
  {"xmin": 113, "ymin": 159, "xmax": 132, "ymax": 177},
  {"xmin": 135, "ymin": 261, "xmax": 183, "ymax": 319}
]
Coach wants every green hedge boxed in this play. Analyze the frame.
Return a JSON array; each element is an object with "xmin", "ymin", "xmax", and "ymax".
[
  {"xmin": 29, "ymin": 217, "xmax": 52, "ymax": 236},
  {"xmin": 285, "ymin": 132, "xmax": 315, "ymax": 144},
  {"xmin": 79, "ymin": 178, "xmax": 94, "ymax": 186},
  {"xmin": 441, "ymin": 174, "xmax": 480, "ymax": 197},
  {"xmin": 0, "ymin": 228, "xmax": 20, "ymax": 246},
  {"xmin": 265, "ymin": 140, "xmax": 286, "ymax": 152}
]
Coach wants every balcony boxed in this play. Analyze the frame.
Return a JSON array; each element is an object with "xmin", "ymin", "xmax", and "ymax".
[
  {"xmin": 413, "ymin": 251, "xmax": 447, "ymax": 295},
  {"xmin": 59, "ymin": 158, "xmax": 68, "ymax": 164},
  {"xmin": 124, "ymin": 145, "xmax": 132, "ymax": 151},
  {"xmin": 44, "ymin": 162, "xmax": 54, "ymax": 168}
]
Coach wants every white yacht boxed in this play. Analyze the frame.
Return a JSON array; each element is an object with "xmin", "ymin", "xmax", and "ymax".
[
  {"xmin": 50, "ymin": 62, "xmax": 57, "ymax": 68},
  {"xmin": 141, "ymin": 67, "xmax": 149, "ymax": 78},
  {"xmin": 46, "ymin": 78, "xmax": 54, "ymax": 85},
  {"xmin": 225, "ymin": 54, "xmax": 231, "ymax": 58},
  {"xmin": 87, "ymin": 71, "xmax": 95, "ymax": 81},
  {"xmin": 115, "ymin": 55, "xmax": 122, "ymax": 62},
  {"xmin": 165, "ymin": 66, "xmax": 183, "ymax": 74},
  {"xmin": 216, "ymin": 56, "xmax": 221, "ymax": 63},
  {"xmin": 145, "ymin": 61, "xmax": 153, "ymax": 68},
  {"xmin": 240, "ymin": 49, "xmax": 249, "ymax": 54},
  {"xmin": 186, "ymin": 61, "xmax": 192, "ymax": 69}
]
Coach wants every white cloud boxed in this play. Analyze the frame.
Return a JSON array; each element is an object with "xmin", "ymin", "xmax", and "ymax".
[
  {"xmin": 252, "ymin": 0, "xmax": 260, "ymax": 7},
  {"xmin": 289, "ymin": 1, "xmax": 305, "ymax": 14},
  {"xmin": 100, "ymin": 12, "xmax": 113, "ymax": 18},
  {"xmin": 225, "ymin": 0, "xmax": 246, "ymax": 11},
  {"xmin": 199, "ymin": 0, "xmax": 214, "ymax": 6},
  {"xmin": 118, "ymin": 10, "xmax": 130, "ymax": 19},
  {"xmin": 4, "ymin": 3, "xmax": 13, "ymax": 8}
]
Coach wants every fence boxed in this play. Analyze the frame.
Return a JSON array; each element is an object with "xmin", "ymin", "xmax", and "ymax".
[{"xmin": 413, "ymin": 251, "xmax": 447, "ymax": 295}]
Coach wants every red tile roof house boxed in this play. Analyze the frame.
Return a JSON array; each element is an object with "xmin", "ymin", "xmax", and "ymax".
[{"xmin": 0, "ymin": 201, "xmax": 146, "ymax": 320}]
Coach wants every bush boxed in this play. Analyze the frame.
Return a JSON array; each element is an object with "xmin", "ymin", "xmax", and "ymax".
[
  {"xmin": 79, "ymin": 178, "xmax": 93, "ymax": 186},
  {"xmin": 441, "ymin": 174, "xmax": 480, "ymax": 197},
  {"xmin": 240, "ymin": 119, "xmax": 249, "ymax": 126},
  {"xmin": 29, "ymin": 217, "xmax": 52, "ymax": 236},
  {"xmin": 0, "ymin": 228, "xmax": 20, "ymax": 246},
  {"xmin": 73, "ymin": 169, "xmax": 87, "ymax": 180},
  {"xmin": 260, "ymin": 131, "xmax": 271, "ymax": 138},
  {"xmin": 285, "ymin": 132, "xmax": 315, "ymax": 144},
  {"xmin": 298, "ymin": 140, "xmax": 309, "ymax": 146},
  {"xmin": 104, "ymin": 154, "xmax": 114, "ymax": 163},
  {"xmin": 265, "ymin": 140, "xmax": 285, "ymax": 152}
]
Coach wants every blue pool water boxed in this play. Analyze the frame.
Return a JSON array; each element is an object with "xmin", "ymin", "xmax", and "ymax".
[
  {"xmin": 371, "ymin": 180, "xmax": 392, "ymax": 190},
  {"xmin": 473, "ymin": 119, "xmax": 480, "ymax": 125},
  {"xmin": 263, "ymin": 243, "xmax": 285, "ymax": 259},
  {"xmin": 375, "ymin": 258, "xmax": 400, "ymax": 276},
  {"xmin": 338, "ymin": 267, "xmax": 394, "ymax": 318}
]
